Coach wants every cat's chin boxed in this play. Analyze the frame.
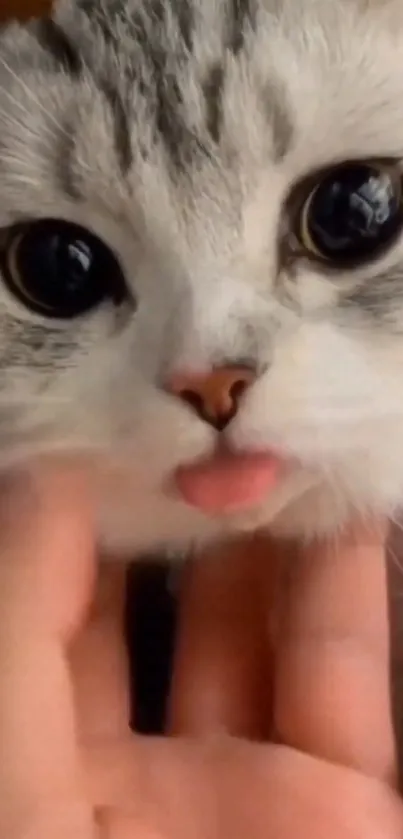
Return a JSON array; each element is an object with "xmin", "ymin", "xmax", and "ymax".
[{"xmin": 95, "ymin": 469, "xmax": 357, "ymax": 562}]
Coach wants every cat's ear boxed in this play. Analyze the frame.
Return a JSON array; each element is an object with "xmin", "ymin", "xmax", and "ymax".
[
  {"xmin": 0, "ymin": 16, "xmax": 76, "ymax": 82},
  {"xmin": 0, "ymin": 0, "xmax": 88, "ymax": 81},
  {"xmin": 0, "ymin": 17, "xmax": 50, "ymax": 75}
]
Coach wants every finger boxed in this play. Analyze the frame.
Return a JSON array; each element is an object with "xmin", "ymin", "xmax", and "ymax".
[
  {"xmin": 0, "ymin": 462, "xmax": 95, "ymax": 809},
  {"xmin": 70, "ymin": 563, "xmax": 131, "ymax": 744},
  {"xmin": 85, "ymin": 737, "xmax": 403, "ymax": 839},
  {"xmin": 168, "ymin": 535, "xmax": 278, "ymax": 738},
  {"xmin": 274, "ymin": 520, "xmax": 395, "ymax": 781}
]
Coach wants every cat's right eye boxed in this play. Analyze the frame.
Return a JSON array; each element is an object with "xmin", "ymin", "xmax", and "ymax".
[
  {"xmin": 0, "ymin": 219, "xmax": 127, "ymax": 318},
  {"xmin": 296, "ymin": 162, "xmax": 403, "ymax": 266}
]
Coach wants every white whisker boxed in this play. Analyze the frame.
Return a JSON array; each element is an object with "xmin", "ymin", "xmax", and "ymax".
[{"xmin": 0, "ymin": 54, "xmax": 72, "ymax": 142}]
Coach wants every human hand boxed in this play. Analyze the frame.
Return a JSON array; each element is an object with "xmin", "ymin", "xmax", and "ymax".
[{"xmin": 0, "ymin": 462, "xmax": 402, "ymax": 839}]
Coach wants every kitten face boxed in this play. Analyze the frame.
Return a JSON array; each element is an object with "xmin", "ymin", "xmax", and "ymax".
[{"xmin": 0, "ymin": 0, "xmax": 403, "ymax": 556}]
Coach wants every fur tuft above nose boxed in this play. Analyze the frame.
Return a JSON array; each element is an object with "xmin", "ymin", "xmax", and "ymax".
[{"xmin": 167, "ymin": 365, "xmax": 256, "ymax": 431}]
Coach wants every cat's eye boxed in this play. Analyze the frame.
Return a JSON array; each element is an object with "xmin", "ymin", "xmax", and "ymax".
[
  {"xmin": 297, "ymin": 163, "xmax": 403, "ymax": 265},
  {"xmin": 1, "ymin": 219, "xmax": 127, "ymax": 318}
]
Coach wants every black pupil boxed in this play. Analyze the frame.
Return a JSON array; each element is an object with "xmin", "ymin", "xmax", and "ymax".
[
  {"xmin": 307, "ymin": 164, "xmax": 402, "ymax": 263},
  {"xmin": 14, "ymin": 220, "xmax": 124, "ymax": 317}
]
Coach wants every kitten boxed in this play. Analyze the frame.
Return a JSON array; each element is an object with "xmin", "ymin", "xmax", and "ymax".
[{"xmin": 0, "ymin": 0, "xmax": 402, "ymax": 558}]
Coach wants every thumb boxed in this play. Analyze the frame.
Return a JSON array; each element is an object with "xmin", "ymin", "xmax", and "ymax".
[{"xmin": 0, "ymin": 461, "xmax": 95, "ymax": 833}]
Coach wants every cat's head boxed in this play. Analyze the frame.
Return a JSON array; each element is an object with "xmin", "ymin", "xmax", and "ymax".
[{"xmin": 0, "ymin": 0, "xmax": 402, "ymax": 556}]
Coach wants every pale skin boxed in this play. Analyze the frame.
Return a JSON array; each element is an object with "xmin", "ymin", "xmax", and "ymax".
[{"xmin": 0, "ymin": 463, "xmax": 402, "ymax": 839}]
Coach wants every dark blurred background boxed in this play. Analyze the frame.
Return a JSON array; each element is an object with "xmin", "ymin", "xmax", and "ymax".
[{"xmin": 0, "ymin": 0, "xmax": 51, "ymax": 22}]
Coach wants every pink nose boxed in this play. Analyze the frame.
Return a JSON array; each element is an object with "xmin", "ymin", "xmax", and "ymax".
[{"xmin": 167, "ymin": 365, "xmax": 256, "ymax": 430}]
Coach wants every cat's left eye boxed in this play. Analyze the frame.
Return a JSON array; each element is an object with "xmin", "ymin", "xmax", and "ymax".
[
  {"xmin": 0, "ymin": 219, "xmax": 127, "ymax": 319},
  {"xmin": 296, "ymin": 162, "xmax": 403, "ymax": 266}
]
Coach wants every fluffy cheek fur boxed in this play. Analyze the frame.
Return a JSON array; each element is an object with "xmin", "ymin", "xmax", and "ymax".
[{"xmin": 230, "ymin": 322, "xmax": 403, "ymax": 540}]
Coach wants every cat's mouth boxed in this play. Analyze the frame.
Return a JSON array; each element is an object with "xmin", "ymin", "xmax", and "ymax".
[{"xmin": 172, "ymin": 445, "xmax": 287, "ymax": 515}]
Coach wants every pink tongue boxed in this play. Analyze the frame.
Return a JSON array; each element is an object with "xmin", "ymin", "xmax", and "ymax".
[{"xmin": 174, "ymin": 451, "xmax": 281, "ymax": 514}]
